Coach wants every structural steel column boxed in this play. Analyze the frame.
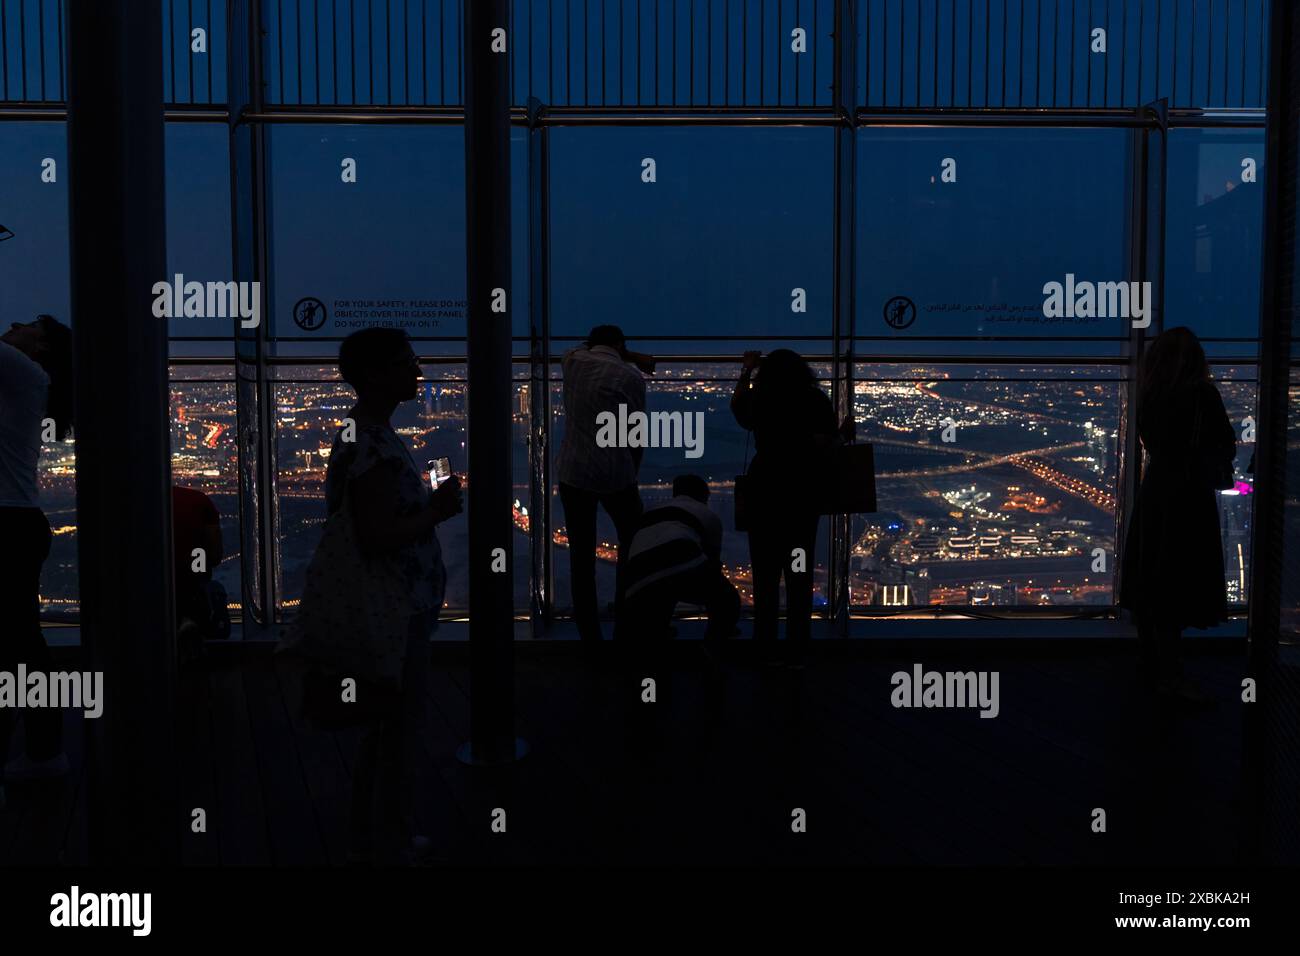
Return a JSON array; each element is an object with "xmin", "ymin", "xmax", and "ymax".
[
  {"xmin": 527, "ymin": 97, "xmax": 554, "ymax": 632},
  {"xmin": 1246, "ymin": 0, "xmax": 1300, "ymax": 864},
  {"xmin": 830, "ymin": 0, "xmax": 857, "ymax": 630},
  {"xmin": 1115, "ymin": 101, "xmax": 1166, "ymax": 607},
  {"xmin": 461, "ymin": 0, "xmax": 523, "ymax": 764},
  {"xmin": 66, "ymin": 0, "xmax": 178, "ymax": 863},
  {"xmin": 228, "ymin": 0, "xmax": 276, "ymax": 631}
]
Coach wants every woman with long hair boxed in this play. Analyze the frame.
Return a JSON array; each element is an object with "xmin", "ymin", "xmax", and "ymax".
[
  {"xmin": 731, "ymin": 349, "xmax": 850, "ymax": 667},
  {"xmin": 1120, "ymin": 326, "xmax": 1236, "ymax": 702},
  {"xmin": 0, "ymin": 315, "xmax": 75, "ymax": 794}
]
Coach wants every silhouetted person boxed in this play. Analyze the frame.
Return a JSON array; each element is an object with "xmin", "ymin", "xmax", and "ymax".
[
  {"xmin": 732, "ymin": 349, "xmax": 850, "ymax": 667},
  {"xmin": 0, "ymin": 315, "xmax": 74, "ymax": 792},
  {"xmin": 556, "ymin": 324, "xmax": 655, "ymax": 644},
  {"xmin": 1120, "ymin": 327, "xmax": 1235, "ymax": 703},
  {"xmin": 173, "ymin": 485, "xmax": 228, "ymax": 661},
  {"xmin": 287, "ymin": 327, "xmax": 462, "ymax": 864},
  {"xmin": 617, "ymin": 474, "xmax": 741, "ymax": 661}
]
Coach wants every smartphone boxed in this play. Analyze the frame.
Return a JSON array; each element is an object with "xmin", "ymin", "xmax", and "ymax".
[
  {"xmin": 427, "ymin": 457, "xmax": 452, "ymax": 490},
  {"xmin": 426, "ymin": 457, "xmax": 452, "ymax": 489}
]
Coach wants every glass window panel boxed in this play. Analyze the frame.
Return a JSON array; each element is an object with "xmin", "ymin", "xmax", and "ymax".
[
  {"xmin": 260, "ymin": 0, "xmax": 835, "ymax": 108},
  {"xmin": 267, "ymin": 125, "xmax": 466, "ymax": 343},
  {"xmin": 0, "ymin": 0, "xmax": 65, "ymax": 103},
  {"xmin": 549, "ymin": 126, "xmax": 835, "ymax": 345},
  {"xmin": 39, "ymin": 369, "xmax": 244, "ymax": 628},
  {"xmin": 36, "ymin": 437, "xmax": 78, "ymax": 620},
  {"xmin": 22, "ymin": 122, "xmax": 235, "ymax": 625},
  {"xmin": 1165, "ymin": 128, "xmax": 1265, "ymax": 354},
  {"xmin": 166, "ymin": 122, "xmax": 235, "ymax": 345},
  {"xmin": 850, "ymin": 364, "xmax": 1124, "ymax": 609},
  {"xmin": 856, "ymin": 128, "xmax": 1131, "ymax": 357},
  {"xmin": 262, "ymin": 0, "xmax": 464, "ymax": 106},
  {"xmin": 1213, "ymin": 367, "xmax": 1257, "ymax": 606},
  {"xmin": 163, "ymin": 0, "xmax": 229, "ymax": 104},
  {"xmin": 858, "ymin": 0, "xmax": 1269, "ymax": 109},
  {"xmin": 0, "ymin": 122, "xmax": 69, "ymax": 324},
  {"xmin": 483, "ymin": 0, "xmax": 1263, "ymax": 112},
  {"xmin": 1, "ymin": 121, "xmax": 73, "ymax": 621},
  {"xmin": 170, "ymin": 366, "xmax": 242, "ymax": 627},
  {"xmin": 266, "ymin": 124, "xmax": 528, "ymax": 349}
]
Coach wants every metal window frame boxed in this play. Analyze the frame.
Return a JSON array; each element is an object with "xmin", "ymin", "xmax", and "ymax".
[{"xmin": 0, "ymin": 1, "xmax": 1271, "ymax": 633}]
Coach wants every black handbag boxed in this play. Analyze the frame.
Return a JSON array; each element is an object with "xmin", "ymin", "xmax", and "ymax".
[{"xmin": 735, "ymin": 432, "xmax": 877, "ymax": 530}]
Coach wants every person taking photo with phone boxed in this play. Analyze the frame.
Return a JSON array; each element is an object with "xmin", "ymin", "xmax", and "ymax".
[{"xmin": 731, "ymin": 349, "xmax": 852, "ymax": 669}]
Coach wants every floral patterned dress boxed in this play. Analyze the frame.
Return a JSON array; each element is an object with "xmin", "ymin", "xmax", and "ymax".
[{"xmin": 324, "ymin": 422, "xmax": 447, "ymax": 624}]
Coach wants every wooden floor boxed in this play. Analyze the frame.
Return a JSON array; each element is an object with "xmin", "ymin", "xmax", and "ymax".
[{"xmin": 0, "ymin": 644, "xmax": 1255, "ymax": 866}]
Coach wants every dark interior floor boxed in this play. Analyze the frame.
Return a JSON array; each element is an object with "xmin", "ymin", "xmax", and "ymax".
[{"xmin": 0, "ymin": 642, "xmax": 1262, "ymax": 867}]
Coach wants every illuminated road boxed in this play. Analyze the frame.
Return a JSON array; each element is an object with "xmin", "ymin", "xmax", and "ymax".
[{"xmin": 871, "ymin": 437, "xmax": 1088, "ymax": 477}]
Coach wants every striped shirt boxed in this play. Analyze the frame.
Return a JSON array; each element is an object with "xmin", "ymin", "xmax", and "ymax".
[
  {"xmin": 557, "ymin": 344, "xmax": 647, "ymax": 493},
  {"xmin": 623, "ymin": 495, "xmax": 724, "ymax": 600}
]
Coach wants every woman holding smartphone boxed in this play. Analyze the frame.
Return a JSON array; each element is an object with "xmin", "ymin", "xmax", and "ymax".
[{"xmin": 322, "ymin": 327, "xmax": 462, "ymax": 863}]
